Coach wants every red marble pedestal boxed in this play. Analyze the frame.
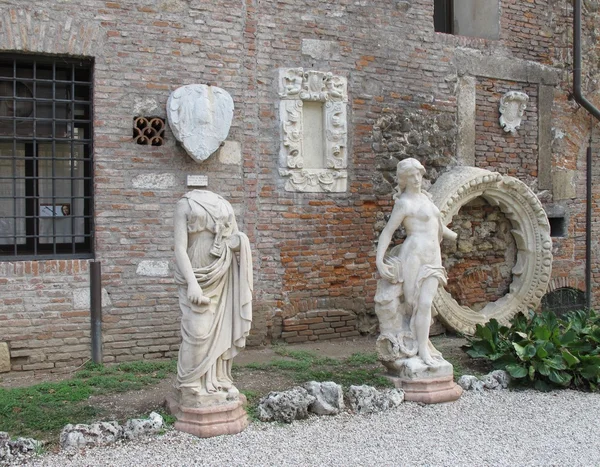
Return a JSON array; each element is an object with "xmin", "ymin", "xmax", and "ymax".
[
  {"xmin": 166, "ymin": 394, "xmax": 248, "ymax": 438},
  {"xmin": 388, "ymin": 374, "xmax": 463, "ymax": 404}
]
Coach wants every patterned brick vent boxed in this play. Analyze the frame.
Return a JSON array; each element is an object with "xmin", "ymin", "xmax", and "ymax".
[
  {"xmin": 282, "ymin": 310, "xmax": 359, "ymax": 343},
  {"xmin": 133, "ymin": 117, "xmax": 165, "ymax": 146}
]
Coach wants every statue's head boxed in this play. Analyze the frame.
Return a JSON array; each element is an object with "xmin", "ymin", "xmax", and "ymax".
[{"xmin": 396, "ymin": 158, "xmax": 425, "ymax": 192}]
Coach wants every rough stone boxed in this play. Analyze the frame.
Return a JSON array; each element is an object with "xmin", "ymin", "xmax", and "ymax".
[
  {"xmin": 457, "ymin": 375, "xmax": 485, "ymax": 392},
  {"xmin": 0, "ymin": 433, "xmax": 42, "ymax": 463},
  {"xmin": 59, "ymin": 421, "xmax": 122, "ymax": 450},
  {"xmin": 121, "ymin": 412, "xmax": 163, "ymax": 440},
  {"xmin": 481, "ymin": 370, "xmax": 511, "ymax": 389},
  {"xmin": 256, "ymin": 387, "xmax": 316, "ymax": 423},
  {"xmin": 303, "ymin": 381, "xmax": 344, "ymax": 415},
  {"xmin": 346, "ymin": 385, "xmax": 404, "ymax": 414}
]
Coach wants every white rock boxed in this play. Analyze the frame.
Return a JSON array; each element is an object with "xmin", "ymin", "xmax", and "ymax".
[
  {"xmin": 346, "ymin": 385, "xmax": 404, "ymax": 414},
  {"xmin": 122, "ymin": 412, "xmax": 164, "ymax": 440},
  {"xmin": 458, "ymin": 375, "xmax": 485, "ymax": 392},
  {"xmin": 0, "ymin": 432, "xmax": 42, "ymax": 463},
  {"xmin": 482, "ymin": 370, "xmax": 511, "ymax": 390},
  {"xmin": 167, "ymin": 84, "xmax": 234, "ymax": 162},
  {"xmin": 304, "ymin": 381, "xmax": 344, "ymax": 416},
  {"xmin": 257, "ymin": 387, "xmax": 316, "ymax": 423},
  {"xmin": 59, "ymin": 421, "xmax": 122, "ymax": 450}
]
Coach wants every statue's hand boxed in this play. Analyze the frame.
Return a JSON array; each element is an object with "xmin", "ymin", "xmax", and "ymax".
[
  {"xmin": 187, "ymin": 283, "xmax": 210, "ymax": 309},
  {"xmin": 226, "ymin": 232, "xmax": 241, "ymax": 251},
  {"xmin": 376, "ymin": 258, "xmax": 397, "ymax": 282}
]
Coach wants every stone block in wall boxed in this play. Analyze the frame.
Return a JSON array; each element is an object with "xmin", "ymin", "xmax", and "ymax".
[
  {"xmin": 217, "ymin": 141, "xmax": 242, "ymax": 165},
  {"xmin": 136, "ymin": 261, "xmax": 170, "ymax": 277},
  {"xmin": 552, "ymin": 170, "xmax": 576, "ymax": 200},
  {"xmin": 73, "ymin": 288, "xmax": 112, "ymax": 310},
  {"xmin": 0, "ymin": 342, "xmax": 10, "ymax": 373}
]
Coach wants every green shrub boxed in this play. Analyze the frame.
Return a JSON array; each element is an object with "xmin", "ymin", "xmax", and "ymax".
[{"xmin": 464, "ymin": 309, "xmax": 600, "ymax": 391}]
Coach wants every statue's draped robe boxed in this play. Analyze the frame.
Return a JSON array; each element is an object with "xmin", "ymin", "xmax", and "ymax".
[{"xmin": 174, "ymin": 190, "xmax": 252, "ymax": 393}]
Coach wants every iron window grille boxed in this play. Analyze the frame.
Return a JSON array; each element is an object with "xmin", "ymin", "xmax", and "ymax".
[{"xmin": 0, "ymin": 55, "xmax": 94, "ymax": 260}]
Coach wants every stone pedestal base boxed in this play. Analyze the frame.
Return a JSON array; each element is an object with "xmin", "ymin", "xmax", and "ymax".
[
  {"xmin": 388, "ymin": 374, "xmax": 463, "ymax": 404},
  {"xmin": 165, "ymin": 394, "xmax": 248, "ymax": 438}
]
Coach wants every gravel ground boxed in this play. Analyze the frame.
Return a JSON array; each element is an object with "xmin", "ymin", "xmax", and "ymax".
[{"xmin": 20, "ymin": 389, "xmax": 600, "ymax": 467}]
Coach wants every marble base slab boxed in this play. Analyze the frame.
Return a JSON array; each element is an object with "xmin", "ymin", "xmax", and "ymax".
[
  {"xmin": 166, "ymin": 394, "xmax": 248, "ymax": 438},
  {"xmin": 387, "ymin": 374, "xmax": 463, "ymax": 404}
]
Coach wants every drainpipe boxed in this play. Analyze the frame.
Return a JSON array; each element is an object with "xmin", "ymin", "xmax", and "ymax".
[
  {"xmin": 90, "ymin": 260, "xmax": 103, "ymax": 364},
  {"xmin": 573, "ymin": 0, "xmax": 600, "ymax": 309}
]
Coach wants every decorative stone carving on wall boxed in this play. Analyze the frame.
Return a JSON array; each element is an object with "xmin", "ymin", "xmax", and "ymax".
[
  {"xmin": 166, "ymin": 84, "xmax": 234, "ymax": 162},
  {"xmin": 498, "ymin": 91, "xmax": 528, "ymax": 135},
  {"xmin": 278, "ymin": 68, "xmax": 348, "ymax": 193},
  {"xmin": 429, "ymin": 166, "xmax": 552, "ymax": 335}
]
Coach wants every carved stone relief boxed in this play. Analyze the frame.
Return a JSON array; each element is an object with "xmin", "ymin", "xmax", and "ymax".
[
  {"xmin": 278, "ymin": 68, "xmax": 348, "ymax": 193},
  {"xmin": 167, "ymin": 84, "xmax": 234, "ymax": 162},
  {"xmin": 498, "ymin": 91, "xmax": 528, "ymax": 135},
  {"xmin": 429, "ymin": 166, "xmax": 552, "ymax": 335}
]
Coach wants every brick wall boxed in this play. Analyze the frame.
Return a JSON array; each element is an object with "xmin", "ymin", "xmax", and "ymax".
[
  {"xmin": 0, "ymin": 0, "xmax": 600, "ymax": 371},
  {"xmin": 474, "ymin": 79, "xmax": 539, "ymax": 184}
]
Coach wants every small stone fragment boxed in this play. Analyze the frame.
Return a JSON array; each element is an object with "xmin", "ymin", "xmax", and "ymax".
[
  {"xmin": 482, "ymin": 370, "xmax": 511, "ymax": 389},
  {"xmin": 346, "ymin": 385, "xmax": 404, "ymax": 414},
  {"xmin": 122, "ymin": 412, "xmax": 164, "ymax": 440},
  {"xmin": 304, "ymin": 381, "xmax": 344, "ymax": 416},
  {"xmin": 59, "ymin": 421, "xmax": 122, "ymax": 450},
  {"xmin": 457, "ymin": 375, "xmax": 485, "ymax": 392},
  {"xmin": 256, "ymin": 387, "xmax": 316, "ymax": 423}
]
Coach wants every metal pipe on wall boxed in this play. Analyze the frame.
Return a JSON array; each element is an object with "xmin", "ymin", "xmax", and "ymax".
[
  {"xmin": 573, "ymin": 0, "xmax": 600, "ymax": 310},
  {"xmin": 90, "ymin": 260, "xmax": 103, "ymax": 364}
]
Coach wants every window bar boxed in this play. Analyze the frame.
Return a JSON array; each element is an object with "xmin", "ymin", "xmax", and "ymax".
[
  {"xmin": 33, "ymin": 60, "xmax": 38, "ymax": 257},
  {"xmin": 11, "ymin": 58, "xmax": 17, "ymax": 256},
  {"xmin": 51, "ymin": 61, "xmax": 57, "ymax": 255},
  {"xmin": 70, "ymin": 63, "xmax": 75, "ymax": 254},
  {"xmin": 88, "ymin": 66, "xmax": 94, "ymax": 257},
  {"xmin": 32, "ymin": 143, "xmax": 38, "ymax": 257}
]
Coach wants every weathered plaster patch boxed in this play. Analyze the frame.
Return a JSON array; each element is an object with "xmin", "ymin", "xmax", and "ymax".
[
  {"xmin": 136, "ymin": 260, "xmax": 170, "ymax": 277},
  {"xmin": 73, "ymin": 288, "xmax": 112, "ymax": 310},
  {"xmin": 132, "ymin": 173, "xmax": 177, "ymax": 190},
  {"xmin": 218, "ymin": 141, "xmax": 242, "ymax": 165}
]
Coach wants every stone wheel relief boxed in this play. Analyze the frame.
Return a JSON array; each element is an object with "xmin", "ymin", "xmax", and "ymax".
[{"xmin": 429, "ymin": 167, "xmax": 552, "ymax": 335}]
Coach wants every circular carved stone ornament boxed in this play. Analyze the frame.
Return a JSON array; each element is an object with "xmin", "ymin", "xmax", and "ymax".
[{"xmin": 429, "ymin": 167, "xmax": 552, "ymax": 335}]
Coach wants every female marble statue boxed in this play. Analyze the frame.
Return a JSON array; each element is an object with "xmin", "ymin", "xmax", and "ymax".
[
  {"xmin": 173, "ymin": 190, "xmax": 252, "ymax": 407},
  {"xmin": 375, "ymin": 158, "xmax": 456, "ymax": 367}
]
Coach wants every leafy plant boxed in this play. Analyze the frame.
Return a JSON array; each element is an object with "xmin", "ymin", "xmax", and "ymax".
[{"xmin": 464, "ymin": 309, "xmax": 600, "ymax": 391}]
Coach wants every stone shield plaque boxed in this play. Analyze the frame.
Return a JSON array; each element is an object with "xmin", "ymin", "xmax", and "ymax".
[{"xmin": 167, "ymin": 84, "xmax": 234, "ymax": 162}]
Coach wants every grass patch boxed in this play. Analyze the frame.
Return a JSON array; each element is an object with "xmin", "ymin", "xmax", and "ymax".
[
  {"xmin": 240, "ymin": 389, "xmax": 261, "ymax": 421},
  {"xmin": 0, "ymin": 359, "xmax": 177, "ymax": 441},
  {"xmin": 236, "ymin": 349, "xmax": 392, "ymax": 389}
]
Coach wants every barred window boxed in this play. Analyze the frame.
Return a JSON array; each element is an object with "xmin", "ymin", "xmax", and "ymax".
[{"xmin": 0, "ymin": 55, "xmax": 93, "ymax": 259}]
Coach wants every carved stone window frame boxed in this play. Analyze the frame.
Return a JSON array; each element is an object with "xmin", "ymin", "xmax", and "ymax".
[{"xmin": 278, "ymin": 68, "xmax": 348, "ymax": 193}]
